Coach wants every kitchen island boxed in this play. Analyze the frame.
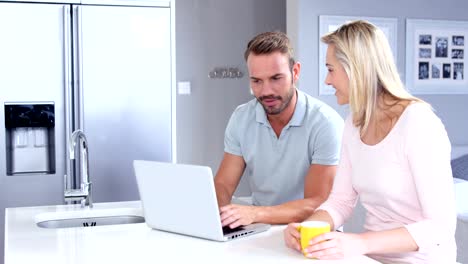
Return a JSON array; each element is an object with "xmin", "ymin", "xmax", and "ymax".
[{"xmin": 5, "ymin": 201, "xmax": 380, "ymax": 264}]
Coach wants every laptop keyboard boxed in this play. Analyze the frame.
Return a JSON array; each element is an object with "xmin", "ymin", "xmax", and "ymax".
[{"xmin": 222, "ymin": 225, "xmax": 245, "ymax": 235}]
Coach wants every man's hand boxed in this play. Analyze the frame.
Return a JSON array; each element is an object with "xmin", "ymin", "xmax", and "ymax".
[{"xmin": 219, "ymin": 204, "xmax": 259, "ymax": 228}]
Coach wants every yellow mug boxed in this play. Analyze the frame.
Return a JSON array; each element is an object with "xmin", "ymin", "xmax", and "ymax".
[{"xmin": 297, "ymin": 221, "xmax": 330, "ymax": 253}]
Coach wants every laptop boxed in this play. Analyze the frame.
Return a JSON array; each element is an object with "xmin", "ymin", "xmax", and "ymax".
[{"xmin": 133, "ymin": 160, "xmax": 270, "ymax": 241}]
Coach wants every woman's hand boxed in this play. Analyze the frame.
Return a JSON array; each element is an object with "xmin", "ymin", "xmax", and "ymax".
[
  {"xmin": 283, "ymin": 223, "xmax": 302, "ymax": 252},
  {"xmin": 303, "ymin": 231, "xmax": 368, "ymax": 259}
]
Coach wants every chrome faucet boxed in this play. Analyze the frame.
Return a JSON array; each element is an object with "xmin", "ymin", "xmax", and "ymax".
[{"xmin": 64, "ymin": 129, "xmax": 93, "ymax": 208}]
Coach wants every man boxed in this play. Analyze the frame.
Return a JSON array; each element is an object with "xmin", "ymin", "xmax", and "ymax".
[{"xmin": 214, "ymin": 31, "xmax": 344, "ymax": 229}]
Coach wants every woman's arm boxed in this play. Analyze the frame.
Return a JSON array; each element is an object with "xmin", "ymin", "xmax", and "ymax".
[
  {"xmin": 303, "ymin": 227, "xmax": 418, "ymax": 259},
  {"xmin": 404, "ymin": 105, "xmax": 456, "ymax": 253}
]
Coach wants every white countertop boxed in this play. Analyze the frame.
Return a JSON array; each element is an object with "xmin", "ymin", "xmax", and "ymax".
[{"xmin": 5, "ymin": 201, "xmax": 380, "ymax": 264}]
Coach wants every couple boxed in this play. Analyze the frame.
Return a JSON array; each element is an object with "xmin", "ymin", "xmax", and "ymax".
[{"xmin": 214, "ymin": 20, "xmax": 456, "ymax": 263}]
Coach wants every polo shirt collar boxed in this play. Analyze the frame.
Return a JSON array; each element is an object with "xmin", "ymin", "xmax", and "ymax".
[{"xmin": 255, "ymin": 89, "xmax": 306, "ymax": 127}]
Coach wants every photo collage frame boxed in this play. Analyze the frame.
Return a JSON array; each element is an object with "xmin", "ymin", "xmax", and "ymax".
[{"xmin": 406, "ymin": 19, "xmax": 467, "ymax": 94}]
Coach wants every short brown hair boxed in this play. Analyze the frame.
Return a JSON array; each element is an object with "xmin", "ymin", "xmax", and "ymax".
[{"xmin": 244, "ymin": 31, "xmax": 295, "ymax": 70}]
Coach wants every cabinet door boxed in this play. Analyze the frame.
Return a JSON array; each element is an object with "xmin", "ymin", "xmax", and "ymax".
[
  {"xmin": 78, "ymin": 5, "xmax": 172, "ymax": 202},
  {"xmin": 0, "ymin": 3, "xmax": 67, "ymax": 205}
]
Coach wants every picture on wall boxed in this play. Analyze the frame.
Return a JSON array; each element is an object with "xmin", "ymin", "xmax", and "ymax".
[
  {"xmin": 318, "ymin": 16, "xmax": 398, "ymax": 95},
  {"xmin": 406, "ymin": 19, "xmax": 468, "ymax": 94}
]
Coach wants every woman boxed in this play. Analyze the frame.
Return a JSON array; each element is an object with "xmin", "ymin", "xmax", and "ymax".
[{"xmin": 283, "ymin": 20, "xmax": 457, "ymax": 263}]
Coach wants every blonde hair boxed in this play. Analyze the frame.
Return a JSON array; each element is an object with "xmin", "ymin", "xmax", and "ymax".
[{"xmin": 321, "ymin": 20, "xmax": 422, "ymax": 133}]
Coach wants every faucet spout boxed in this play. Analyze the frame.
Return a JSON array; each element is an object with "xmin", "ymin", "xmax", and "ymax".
[
  {"xmin": 65, "ymin": 129, "xmax": 92, "ymax": 208},
  {"xmin": 69, "ymin": 130, "xmax": 85, "ymax": 160}
]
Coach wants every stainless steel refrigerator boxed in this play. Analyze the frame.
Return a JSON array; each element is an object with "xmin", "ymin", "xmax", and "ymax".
[{"xmin": 0, "ymin": 0, "xmax": 175, "ymax": 261}]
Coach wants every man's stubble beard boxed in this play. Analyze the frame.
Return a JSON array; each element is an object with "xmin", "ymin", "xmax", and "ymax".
[{"xmin": 258, "ymin": 83, "xmax": 296, "ymax": 115}]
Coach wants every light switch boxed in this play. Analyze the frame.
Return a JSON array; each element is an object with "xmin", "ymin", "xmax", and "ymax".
[{"xmin": 178, "ymin": 81, "xmax": 191, "ymax": 95}]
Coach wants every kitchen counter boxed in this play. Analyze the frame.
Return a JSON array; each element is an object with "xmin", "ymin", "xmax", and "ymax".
[{"xmin": 5, "ymin": 201, "xmax": 380, "ymax": 264}]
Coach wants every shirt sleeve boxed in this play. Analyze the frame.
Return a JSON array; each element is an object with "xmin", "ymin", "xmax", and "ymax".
[
  {"xmin": 309, "ymin": 111, "xmax": 344, "ymax": 165},
  {"xmin": 316, "ymin": 116, "xmax": 358, "ymax": 229},
  {"xmin": 403, "ymin": 105, "xmax": 457, "ymax": 253},
  {"xmin": 224, "ymin": 109, "xmax": 242, "ymax": 156}
]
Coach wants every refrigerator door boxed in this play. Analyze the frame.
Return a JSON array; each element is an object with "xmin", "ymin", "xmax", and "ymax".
[
  {"xmin": 77, "ymin": 5, "xmax": 173, "ymax": 202},
  {"xmin": 0, "ymin": 1, "xmax": 69, "ymax": 260}
]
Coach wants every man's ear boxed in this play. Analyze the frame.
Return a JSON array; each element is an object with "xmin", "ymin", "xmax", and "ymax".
[{"xmin": 292, "ymin": 62, "xmax": 301, "ymax": 83}]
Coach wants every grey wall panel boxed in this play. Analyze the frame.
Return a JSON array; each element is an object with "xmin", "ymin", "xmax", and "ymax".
[{"xmin": 175, "ymin": 0, "xmax": 286, "ymax": 196}]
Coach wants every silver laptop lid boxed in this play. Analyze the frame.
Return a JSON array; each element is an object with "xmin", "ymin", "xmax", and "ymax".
[{"xmin": 134, "ymin": 160, "xmax": 225, "ymax": 241}]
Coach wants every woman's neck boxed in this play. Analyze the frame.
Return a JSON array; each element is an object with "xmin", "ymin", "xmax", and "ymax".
[{"xmin": 360, "ymin": 95, "xmax": 410, "ymax": 145}]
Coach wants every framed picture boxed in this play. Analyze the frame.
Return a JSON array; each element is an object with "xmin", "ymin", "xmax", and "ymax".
[
  {"xmin": 406, "ymin": 19, "xmax": 467, "ymax": 94},
  {"xmin": 318, "ymin": 15, "xmax": 398, "ymax": 95}
]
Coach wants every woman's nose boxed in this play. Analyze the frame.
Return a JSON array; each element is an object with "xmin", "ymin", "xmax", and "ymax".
[{"xmin": 324, "ymin": 73, "xmax": 331, "ymax": 85}]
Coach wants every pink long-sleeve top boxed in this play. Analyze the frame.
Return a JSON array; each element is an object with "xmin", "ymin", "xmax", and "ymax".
[{"xmin": 317, "ymin": 103, "xmax": 457, "ymax": 263}]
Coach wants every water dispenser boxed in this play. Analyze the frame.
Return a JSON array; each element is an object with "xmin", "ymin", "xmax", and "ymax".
[{"xmin": 4, "ymin": 102, "xmax": 55, "ymax": 175}]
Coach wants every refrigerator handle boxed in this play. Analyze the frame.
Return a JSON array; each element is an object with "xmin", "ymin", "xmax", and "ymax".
[
  {"xmin": 73, "ymin": 5, "xmax": 84, "ymax": 130},
  {"xmin": 63, "ymin": 5, "xmax": 73, "ymax": 192},
  {"xmin": 70, "ymin": 5, "xmax": 84, "ymax": 191}
]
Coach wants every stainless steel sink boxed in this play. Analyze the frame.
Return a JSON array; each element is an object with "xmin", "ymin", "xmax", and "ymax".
[{"xmin": 35, "ymin": 207, "xmax": 145, "ymax": 229}]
